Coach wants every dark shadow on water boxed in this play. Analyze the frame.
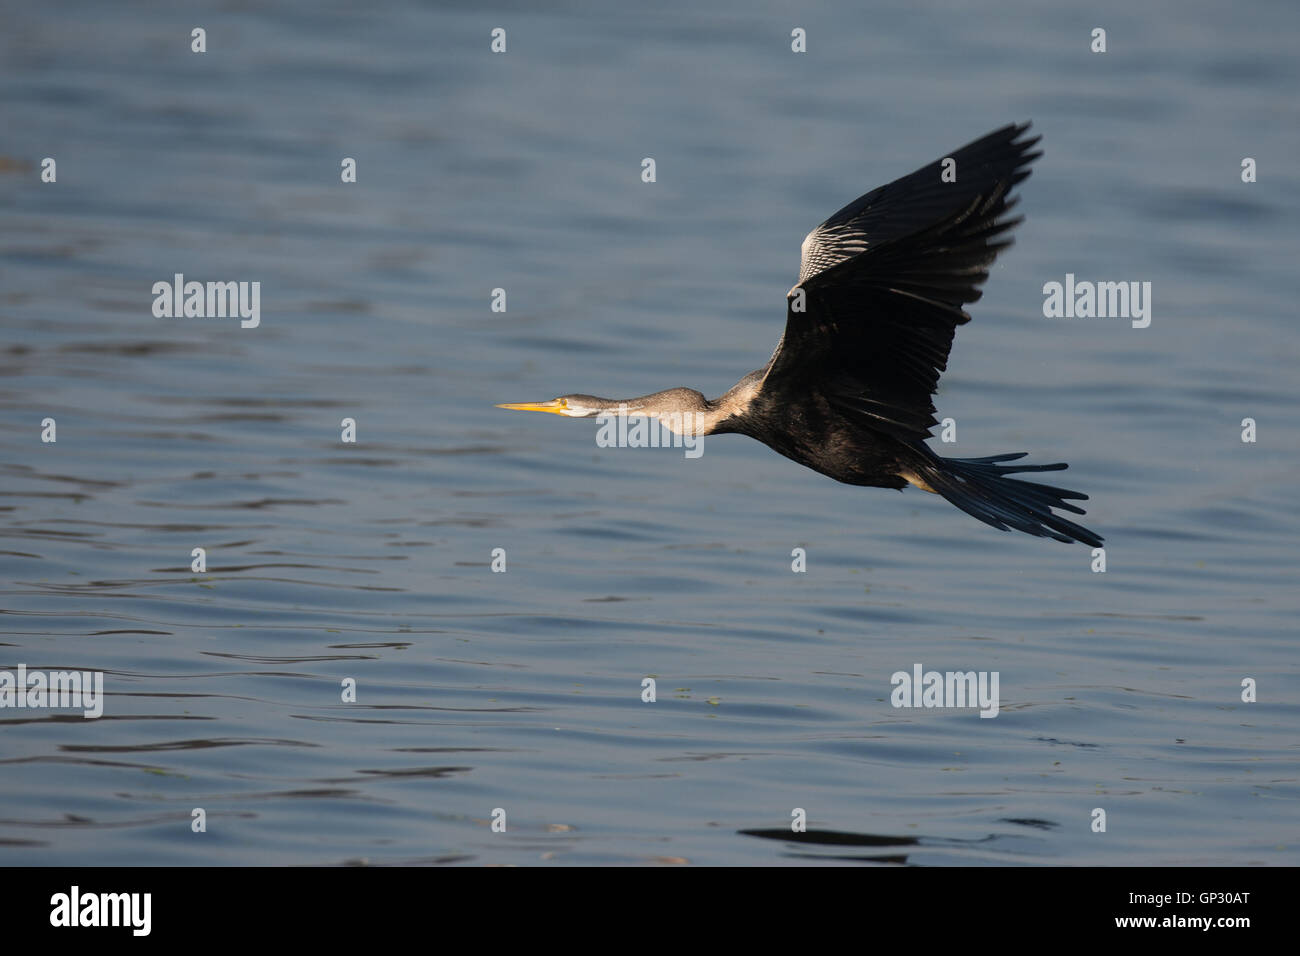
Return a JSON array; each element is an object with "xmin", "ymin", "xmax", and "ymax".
[{"xmin": 740, "ymin": 821, "xmax": 1059, "ymax": 864}]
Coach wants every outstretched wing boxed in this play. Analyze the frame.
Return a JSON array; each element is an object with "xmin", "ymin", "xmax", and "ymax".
[{"xmin": 765, "ymin": 123, "xmax": 1041, "ymax": 442}]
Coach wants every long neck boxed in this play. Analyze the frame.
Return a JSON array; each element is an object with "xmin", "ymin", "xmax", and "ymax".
[{"xmin": 591, "ymin": 372, "xmax": 763, "ymax": 436}]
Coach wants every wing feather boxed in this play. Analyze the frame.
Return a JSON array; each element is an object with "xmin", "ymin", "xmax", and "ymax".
[{"xmin": 765, "ymin": 122, "xmax": 1041, "ymax": 443}]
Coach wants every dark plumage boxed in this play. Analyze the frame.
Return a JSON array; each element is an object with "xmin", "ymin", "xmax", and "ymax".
[{"xmin": 499, "ymin": 123, "xmax": 1103, "ymax": 547}]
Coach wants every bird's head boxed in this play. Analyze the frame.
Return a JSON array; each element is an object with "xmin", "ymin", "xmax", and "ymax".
[
  {"xmin": 497, "ymin": 388, "xmax": 717, "ymax": 435},
  {"xmin": 495, "ymin": 395, "xmax": 607, "ymax": 418}
]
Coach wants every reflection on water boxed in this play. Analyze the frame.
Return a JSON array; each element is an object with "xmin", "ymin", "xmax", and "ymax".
[{"xmin": 1, "ymin": 0, "xmax": 1298, "ymax": 865}]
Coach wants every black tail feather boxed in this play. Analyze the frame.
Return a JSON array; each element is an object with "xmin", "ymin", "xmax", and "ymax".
[{"xmin": 913, "ymin": 452, "xmax": 1103, "ymax": 547}]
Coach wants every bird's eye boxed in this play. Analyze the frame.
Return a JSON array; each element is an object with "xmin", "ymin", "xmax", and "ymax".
[{"xmin": 559, "ymin": 398, "xmax": 568, "ymax": 408}]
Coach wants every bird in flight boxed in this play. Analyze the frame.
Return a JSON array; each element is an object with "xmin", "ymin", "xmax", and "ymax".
[{"xmin": 499, "ymin": 123, "xmax": 1102, "ymax": 546}]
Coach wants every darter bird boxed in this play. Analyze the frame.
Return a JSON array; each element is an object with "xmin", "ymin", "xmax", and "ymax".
[{"xmin": 498, "ymin": 123, "xmax": 1102, "ymax": 546}]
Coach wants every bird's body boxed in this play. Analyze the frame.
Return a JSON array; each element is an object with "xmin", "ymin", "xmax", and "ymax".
[
  {"xmin": 719, "ymin": 376, "xmax": 909, "ymax": 490},
  {"xmin": 500, "ymin": 123, "xmax": 1103, "ymax": 546}
]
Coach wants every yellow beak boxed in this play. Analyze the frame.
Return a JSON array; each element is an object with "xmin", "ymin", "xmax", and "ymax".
[{"xmin": 495, "ymin": 399, "xmax": 569, "ymax": 416}]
